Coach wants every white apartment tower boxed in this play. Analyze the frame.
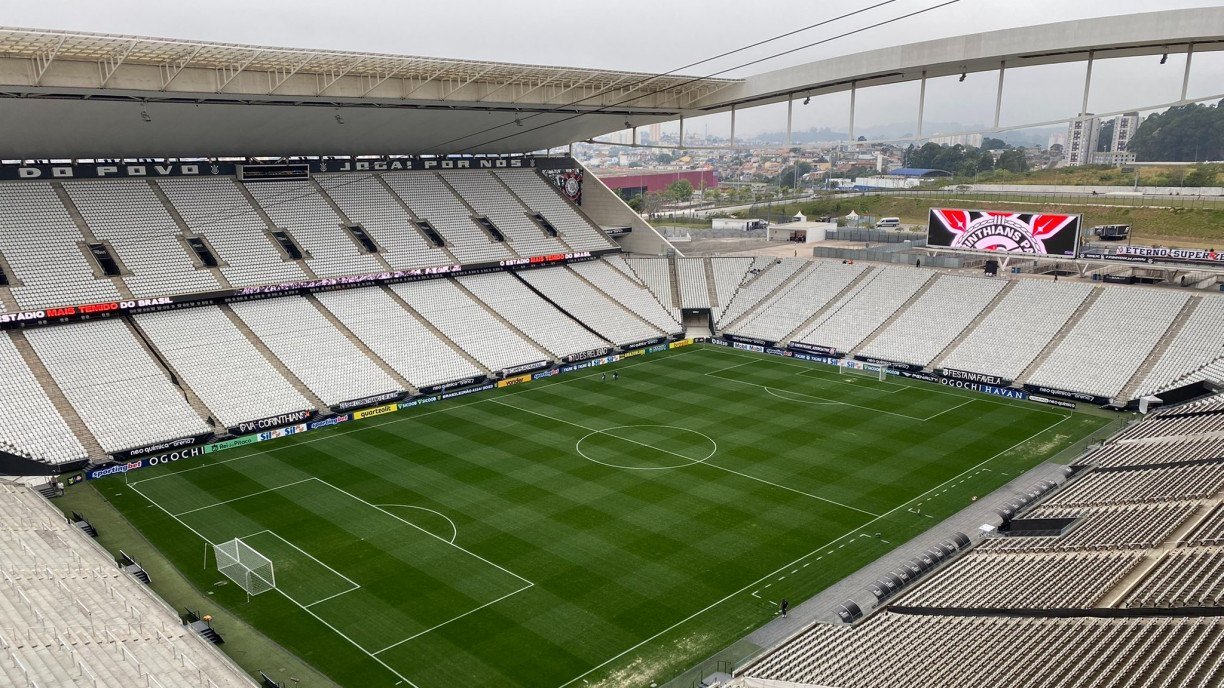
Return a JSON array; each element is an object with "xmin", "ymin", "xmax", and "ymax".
[
  {"xmin": 1064, "ymin": 114, "xmax": 1100, "ymax": 166},
  {"xmin": 1111, "ymin": 112, "xmax": 1139, "ymax": 153}
]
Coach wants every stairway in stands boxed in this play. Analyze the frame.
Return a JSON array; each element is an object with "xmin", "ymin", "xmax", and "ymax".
[
  {"xmin": 779, "ymin": 266, "xmax": 876, "ymax": 344},
  {"xmin": 702, "ymin": 259, "xmax": 721, "ymax": 311},
  {"xmin": 451, "ymin": 278, "xmax": 558, "ymax": 363},
  {"xmin": 51, "ymin": 182, "xmax": 136, "ymax": 299},
  {"xmin": 7, "ymin": 329, "xmax": 106, "ymax": 459},
  {"xmin": 125, "ymin": 318, "xmax": 220, "ymax": 430},
  {"xmin": 927, "ymin": 279, "xmax": 1019, "ymax": 371},
  {"xmin": 303, "ymin": 293, "xmax": 419, "ymax": 394},
  {"xmin": 1117, "ymin": 296, "xmax": 1202, "ymax": 402},
  {"xmin": 1014, "ymin": 286, "xmax": 1103, "ymax": 385},
  {"xmin": 847, "ymin": 270, "xmax": 940, "ymax": 357},
  {"xmin": 720, "ymin": 261, "xmax": 813, "ymax": 331},
  {"xmin": 566, "ymin": 264, "xmax": 668, "ymax": 337},
  {"xmin": 381, "ymin": 285, "xmax": 494, "ymax": 377}
]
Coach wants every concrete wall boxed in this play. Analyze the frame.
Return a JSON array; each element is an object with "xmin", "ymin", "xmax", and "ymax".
[{"xmin": 578, "ymin": 163, "xmax": 678, "ymax": 256}]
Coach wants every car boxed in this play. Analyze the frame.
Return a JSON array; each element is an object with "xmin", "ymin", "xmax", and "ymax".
[{"xmin": 876, "ymin": 217, "xmax": 901, "ymax": 229}]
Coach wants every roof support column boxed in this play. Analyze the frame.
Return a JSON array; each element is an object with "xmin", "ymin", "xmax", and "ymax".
[
  {"xmin": 1180, "ymin": 44, "xmax": 1194, "ymax": 101},
  {"xmin": 916, "ymin": 71, "xmax": 927, "ymax": 138},
  {"xmin": 786, "ymin": 97, "xmax": 793, "ymax": 147},
  {"xmin": 848, "ymin": 81, "xmax": 856, "ymax": 142},
  {"xmin": 1080, "ymin": 50, "xmax": 1095, "ymax": 114},
  {"xmin": 730, "ymin": 104, "xmax": 736, "ymax": 147},
  {"xmin": 993, "ymin": 61, "xmax": 1006, "ymax": 129},
  {"xmin": 678, "ymin": 116, "xmax": 685, "ymax": 148}
]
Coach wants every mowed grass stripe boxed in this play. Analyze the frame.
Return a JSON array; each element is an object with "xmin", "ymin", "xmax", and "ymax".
[{"xmin": 105, "ymin": 346, "xmax": 1107, "ymax": 688}]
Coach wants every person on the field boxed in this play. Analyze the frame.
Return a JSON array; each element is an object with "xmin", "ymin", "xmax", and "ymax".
[
  {"xmin": 601, "ymin": 373, "xmax": 606, "ymax": 382},
  {"xmin": 613, "ymin": 372, "xmax": 619, "ymax": 381},
  {"xmin": 780, "ymin": 599, "xmax": 789, "ymax": 617}
]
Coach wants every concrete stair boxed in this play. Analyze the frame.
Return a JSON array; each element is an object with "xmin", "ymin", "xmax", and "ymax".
[
  {"xmin": 780, "ymin": 266, "xmax": 876, "ymax": 344},
  {"xmin": 509, "ymin": 272, "xmax": 614, "ymax": 347},
  {"xmin": 1095, "ymin": 494, "xmax": 1222, "ymax": 608},
  {"xmin": 666, "ymin": 256, "xmax": 682, "ymax": 310},
  {"xmin": 1015, "ymin": 286, "xmax": 1103, "ymax": 385},
  {"xmin": 0, "ymin": 285, "xmax": 18, "ymax": 312},
  {"xmin": 382, "ymin": 285, "xmax": 493, "ymax": 376},
  {"xmin": 702, "ymin": 258, "xmax": 720, "ymax": 309},
  {"xmin": 1117, "ymin": 296, "xmax": 1202, "ymax": 402},
  {"xmin": 928, "ymin": 279, "xmax": 1019, "ymax": 370},
  {"xmin": 217, "ymin": 304, "xmax": 326, "ymax": 411},
  {"xmin": 435, "ymin": 173, "xmax": 522, "ymax": 259},
  {"xmin": 51, "ymin": 182, "xmax": 135, "ymax": 300},
  {"xmin": 489, "ymin": 172, "xmax": 576, "ymax": 251},
  {"xmin": 6, "ymin": 330, "xmax": 106, "ymax": 460},
  {"xmin": 848, "ymin": 271, "xmax": 941, "ymax": 357},
  {"xmin": 123, "ymin": 317, "xmax": 218, "ymax": 430},
  {"xmin": 373, "ymin": 174, "xmax": 462, "ymax": 264},
  {"xmin": 450, "ymin": 277, "xmax": 557, "ymax": 362},
  {"xmin": 147, "ymin": 180, "xmax": 233, "ymax": 290},
  {"xmin": 721, "ymin": 261, "xmax": 815, "ymax": 332},
  {"xmin": 231, "ymin": 179, "xmax": 319, "ymax": 279},
  {"xmin": 566, "ymin": 265, "xmax": 667, "ymax": 337},
  {"xmin": 302, "ymin": 293, "xmax": 417, "ymax": 394}
]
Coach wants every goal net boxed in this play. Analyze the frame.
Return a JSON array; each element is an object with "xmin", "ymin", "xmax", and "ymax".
[
  {"xmin": 839, "ymin": 363, "xmax": 888, "ymax": 382},
  {"xmin": 214, "ymin": 538, "xmax": 275, "ymax": 597}
]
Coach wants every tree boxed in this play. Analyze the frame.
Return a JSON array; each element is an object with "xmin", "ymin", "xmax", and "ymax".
[
  {"xmin": 655, "ymin": 152, "xmax": 675, "ymax": 165},
  {"xmin": 778, "ymin": 162, "xmax": 813, "ymax": 189},
  {"xmin": 1129, "ymin": 103, "xmax": 1224, "ymax": 161},
  {"xmin": 664, "ymin": 179, "xmax": 694, "ymax": 202},
  {"xmin": 981, "ymin": 137, "xmax": 1007, "ymax": 150},
  {"xmin": 1096, "ymin": 120, "xmax": 1115, "ymax": 152},
  {"xmin": 996, "ymin": 149, "xmax": 1029, "ymax": 173}
]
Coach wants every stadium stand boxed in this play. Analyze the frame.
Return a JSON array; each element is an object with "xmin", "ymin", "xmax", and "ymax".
[
  {"xmin": 570, "ymin": 260, "xmax": 682, "ymax": 335},
  {"xmin": 313, "ymin": 286, "xmax": 483, "ymax": 389},
  {"xmin": 603, "ymin": 254, "xmax": 644, "ymax": 284},
  {"xmin": 156, "ymin": 177, "xmax": 308, "ymax": 287},
  {"xmin": 244, "ymin": 180, "xmax": 386, "ymax": 278},
  {"xmin": 1137, "ymin": 297, "xmax": 1224, "ymax": 396},
  {"xmin": 518, "ymin": 266, "xmax": 661, "ymax": 345},
  {"xmin": 1026, "ymin": 287, "xmax": 1191, "ymax": 399},
  {"xmin": 316, "ymin": 173, "xmax": 452, "ymax": 270},
  {"xmin": 727, "ymin": 261, "xmax": 867, "ymax": 344},
  {"xmin": 1040, "ymin": 464, "xmax": 1224, "ymax": 508},
  {"xmin": 675, "ymin": 257, "xmax": 712, "ymax": 309},
  {"xmin": 441, "ymin": 170, "xmax": 570, "ymax": 256},
  {"xmin": 229, "ymin": 297, "xmax": 403, "ymax": 407},
  {"xmin": 134, "ymin": 307, "xmax": 313, "ymax": 429},
  {"xmin": 708, "ymin": 257, "xmax": 757, "ymax": 323},
  {"xmin": 625, "ymin": 257, "xmax": 679, "ymax": 320},
  {"xmin": 380, "ymin": 171, "xmax": 513, "ymax": 263},
  {"xmin": 457, "ymin": 271, "xmax": 609, "ymax": 360},
  {"xmin": 493, "ymin": 169, "xmax": 614, "ymax": 252},
  {"xmin": 938, "ymin": 279, "xmax": 1096, "ymax": 382},
  {"xmin": 390, "ymin": 278, "xmax": 548, "ymax": 373},
  {"xmin": 794, "ymin": 266, "xmax": 934, "ymax": 353},
  {"xmin": 0, "ymin": 481, "xmax": 254, "ymax": 687},
  {"xmin": 1125, "ymin": 548, "xmax": 1224, "ymax": 608},
  {"xmin": 1084, "ymin": 436, "xmax": 1224, "ymax": 468},
  {"xmin": 0, "ymin": 182, "xmax": 124, "ymax": 310},
  {"xmin": 0, "ymin": 332, "xmax": 87, "ymax": 465},
  {"xmin": 717, "ymin": 258, "xmax": 808, "ymax": 327},
  {"xmin": 24, "ymin": 319, "xmax": 211, "ymax": 455},
  {"xmin": 979, "ymin": 502, "xmax": 1201, "ymax": 552},
  {"xmin": 859, "ymin": 274, "xmax": 1007, "ymax": 367}
]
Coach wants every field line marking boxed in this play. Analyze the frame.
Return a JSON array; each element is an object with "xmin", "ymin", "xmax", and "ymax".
[
  {"xmin": 489, "ymin": 398, "xmax": 880, "ymax": 518},
  {"xmin": 703, "ymin": 359, "xmax": 762, "ymax": 377},
  {"xmin": 922, "ymin": 398, "xmax": 976, "ymax": 422},
  {"xmin": 256, "ymin": 529, "xmax": 362, "ymax": 591},
  {"xmin": 708, "ymin": 370, "xmax": 928, "ymax": 421},
  {"xmin": 371, "ymin": 582, "xmax": 534, "ymax": 656},
  {"xmin": 170, "ymin": 478, "xmax": 315, "ymax": 517},
  {"xmin": 555, "ymin": 411, "xmax": 1075, "ymax": 688},
  {"xmin": 795, "ymin": 365, "xmax": 908, "ymax": 391},
  {"xmin": 304, "ymin": 586, "xmax": 361, "ymax": 608},
  {"xmin": 126, "ymin": 480, "xmax": 422, "ymax": 687},
  {"xmin": 307, "ymin": 477, "xmax": 535, "ymax": 587},
  {"xmin": 129, "ymin": 347, "xmax": 704, "ymax": 486},
  {"xmin": 763, "ymin": 387, "xmax": 838, "ymax": 405},
  {"xmin": 377, "ymin": 504, "xmax": 458, "ymax": 544}
]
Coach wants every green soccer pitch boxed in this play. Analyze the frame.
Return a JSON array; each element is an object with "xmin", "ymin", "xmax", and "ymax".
[{"xmin": 92, "ymin": 344, "xmax": 1112, "ymax": 688}]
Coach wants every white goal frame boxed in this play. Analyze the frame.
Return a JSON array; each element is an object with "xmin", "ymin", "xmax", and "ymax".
[
  {"xmin": 839, "ymin": 364, "xmax": 888, "ymax": 381},
  {"xmin": 214, "ymin": 538, "xmax": 275, "ymax": 599}
]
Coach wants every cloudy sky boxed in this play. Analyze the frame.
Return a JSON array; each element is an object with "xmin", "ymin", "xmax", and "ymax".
[{"xmin": 3, "ymin": 0, "xmax": 1221, "ymax": 139}]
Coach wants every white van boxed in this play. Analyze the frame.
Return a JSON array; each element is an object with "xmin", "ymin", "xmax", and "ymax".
[{"xmin": 876, "ymin": 217, "xmax": 900, "ymax": 229}]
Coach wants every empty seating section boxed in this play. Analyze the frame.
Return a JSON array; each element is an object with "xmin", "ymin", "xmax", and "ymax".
[
  {"xmin": 1115, "ymin": 415, "xmax": 1224, "ymax": 442},
  {"xmin": 135, "ymin": 307, "xmax": 311, "ymax": 429},
  {"xmin": 381, "ymin": 171, "xmax": 511, "ymax": 263},
  {"xmin": 441, "ymin": 171, "xmax": 568, "ymax": 256},
  {"xmin": 316, "ymin": 173, "xmax": 449, "ymax": 270},
  {"xmin": 981, "ymin": 502, "xmax": 1200, "ymax": 552},
  {"xmin": 796, "ymin": 267, "xmax": 934, "ymax": 353},
  {"xmin": 494, "ymin": 170, "xmax": 613, "ymax": 251},
  {"xmin": 1027, "ymin": 288, "xmax": 1189, "ymax": 398},
  {"xmin": 0, "ymin": 333, "xmax": 86, "ymax": 463},
  {"xmin": 1084, "ymin": 437, "xmax": 1224, "ymax": 468},
  {"xmin": 458, "ymin": 271, "xmax": 607, "ymax": 359},
  {"xmin": 0, "ymin": 483, "xmax": 254, "ymax": 688},
  {"xmin": 0, "ymin": 182, "xmax": 122, "ymax": 310},
  {"xmin": 1138, "ymin": 297, "xmax": 1224, "ymax": 396},
  {"xmin": 899, "ymin": 550, "xmax": 1142, "ymax": 609},
  {"xmin": 64, "ymin": 179, "xmax": 220, "ymax": 298},
  {"xmin": 730, "ymin": 261, "xmax": 867, "ymax": 343},
  {"xmin": 709, "ymin": 257, "xmax": 756, "ymax": 322},
  {"xmin": 518, "ymin": 267, "xmax": 659, "ymax": 345},
  {"xmin": 940, "ymin": 280, "xmax": 1095, "ymax": 382},
  {"xmin": 391, "ymin": 279, "xmax": 543, "ymax": 373},
  {"xmin": 314, "ymin": 287, "xmax": 481, "ymax": 388},
  {"xmin": 603, "ymin": 254, "xmax": 645, "ymax": 284},
  {"xmin": 861, "ymin": 274, "xmax": 1006, "ymax": 367},
  {"xmin": 625, "ymin": 258, "xmax": 679, "ymax": 318},
  {"xmin": 155, "ymin": 177, "xmax": 306, "ymax": 287},
  {"xmin": 1125, "ymin": 548, "xmax": 1224, "ymax": 608},
  {"xmin": 244, "ymin": 180, "xmax": 384, "ymax": 277},
  {"xmin": 717, "ymin": 258, "xmax": 807, "ymax": 327},
  {"xmin": 1184, "ymin": 505, "xmax": 1224, "ymax": 546},
  {"xmin": 1040, "ymin": 464, "xmax": 1224, "ymax": 508},
  {"xmin": 570, "ymin": 260, "xmax": 681, "ymax": 335},
  {"xmin": 675, "ymin": 258, "xmax": 711, "ymax": 309},
  {"xmin": 741, "ymin": 612, "xmax": 1223, "ymax": 688},
  {"xmin": 229, "ymin": 297, "xmax": 402, "ymax": 406},
  {"xmin": 24, "ymin": 320, "xmax": 210, "ymax": 454}
]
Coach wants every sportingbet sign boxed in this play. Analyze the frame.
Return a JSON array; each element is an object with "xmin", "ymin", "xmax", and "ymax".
[{"xmin": 928, "ymin": 209, "xmax": 1080, "ymax": 257}]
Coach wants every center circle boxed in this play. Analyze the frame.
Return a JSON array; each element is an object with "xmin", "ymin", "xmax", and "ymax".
[{"xmin": 575, "ymin": 424, "xmax": 717, "ymax": 470}]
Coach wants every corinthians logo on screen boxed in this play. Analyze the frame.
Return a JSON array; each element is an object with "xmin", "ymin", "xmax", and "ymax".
[{"xmin": 928, "ymin": 209, "xmax": 1080, "ymax": 257}]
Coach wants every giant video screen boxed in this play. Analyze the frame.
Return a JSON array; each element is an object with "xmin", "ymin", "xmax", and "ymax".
[{"xmin": 927, "ymin": 209, "xmax": 1081, "ymax": 257}]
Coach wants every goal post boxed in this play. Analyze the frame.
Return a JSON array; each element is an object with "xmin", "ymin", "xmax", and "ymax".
[
  {"xmin": 214, "ymin": 538, "xmax": 275, "ymax": 598},
  {"xmin": 839, "ymin": 363, "xmax": 888, "ymax": 382}
]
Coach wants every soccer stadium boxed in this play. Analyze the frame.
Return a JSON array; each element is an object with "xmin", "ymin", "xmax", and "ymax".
[{"xmin": 0, "ymin": 4, "xmax": 1222, "ymax": 688}]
